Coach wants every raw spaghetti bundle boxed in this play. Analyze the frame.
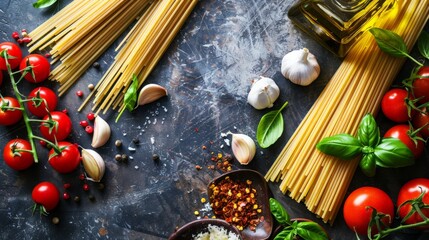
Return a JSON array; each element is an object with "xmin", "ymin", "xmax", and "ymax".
[
  {"xmin": 79, "ymin": 0, "xmax": 198, "ymax": 114},
  {"xmin": 28, "ymin": 0, "xmax": 152, "ymax": 95},
  {"xmin": 265, "ymin": 0, "xmax": 429, "ymax": 224}
]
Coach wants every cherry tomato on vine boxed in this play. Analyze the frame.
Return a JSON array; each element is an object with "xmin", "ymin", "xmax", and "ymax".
[
  {"xmin": 343, "ymin": 186, "xmax": 394, "ymax": 236},
  {"xmin": 39, "ymin": 111, "xmax": 72, "ymax": 141},
  {"xmin": 27, "ymin": 87, "xmax": 58, "ymax": 118},
  {"xmin": 0, "ymin": 96, "xmax": 23, "ymax": 126},
  {"xmin": 32, "ymin": 182, "xmax": 60, "ymax": 213},
  {"xmin": 48, "ymin": 142, "xmax": 81, "ymax": 174},
  {"xmin": 414, "ymin": 66, "xmax": 429, "ymax": 104},
  {"xmin": 3, "ymin": 138, "xmax": 34, "ymax": 171},
  {"xmin": 381, "ymin": 88, "xmax": 415, "ymax": 123},
  {"xmin": 412, "ymin": 107, "xmax": 429, "ymax": 139},
  {"xmin": 0, "ymin": 42, "xmax": 22, "ymax": 70},
  {"xmin": 384, "ymin": 124, "xmax": 424, "ymax": 159},
  {"xmin": 397, "ymin": 178, "xmax": 429, "ymax": 229},
  {"xmin": 19, "ymin": 54, "xmax": 50, "ymax": 83}
]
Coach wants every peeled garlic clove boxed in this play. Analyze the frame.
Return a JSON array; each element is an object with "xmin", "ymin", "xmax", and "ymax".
[
  {"xmin": 81, "ymin": 148, "xmax": 105, "ymax": 182},
  {"xmin": 91, "ymin": 115, "xmax": 111, "ymax": 148},
  {"xmin": 281, "ymin": 48, "xmax": 320, "ymax": 86},
  {"xmin": 247, "ymin": 77, "xmax": 280, "ymax": 110},
  {"xmin": 231, "ymin": 133, "xmax": 256, "ymax": 165},
  {"xmin": 138, "ymin": 83, "xmax": 168, "ymax": 106}
]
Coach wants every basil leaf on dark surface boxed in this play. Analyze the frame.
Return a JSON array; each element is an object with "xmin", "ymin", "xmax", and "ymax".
[
  {"xmin": 257, "ymin": 101, "xmax": 288, "ymax": 148},
  {"xmin": 33, "ymin": 0, "xmax": 57, "ymax": 8},
  {"xmin": 273, "ymin": 230, "xmax": 294, "ymax": 240},
  {"xmin": 316, "ymin": 133, "xmax": 362, "ymax": 160},
  {"xmin": 374, "ymin": 138, "xmax": 414, "ymax": 168},
  {"xmin": 115, "ymin": 74, "xmax": 139, "ymax": 122},
  {"xmin": 296, "ymin": 221, "xmax": 329, "ymax": 240},
  {"xmin": 269, "ymin": 198, "xmax": 290, "ymax": 225},
  {"xmin": 357, "ymin": 114, "xmax": 380, "ymax": 147},
  {"xmin": 359, "ymin": 153, "xmax": 376, "ymax": 177},
  {"xmin": 418, "ymin": 31, "xmax": 429, "ymax": 60}
]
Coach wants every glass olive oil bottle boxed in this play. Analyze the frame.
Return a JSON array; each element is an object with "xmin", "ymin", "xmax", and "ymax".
[{"xmin": 288, "ymin": 0, "xmax": 397, "ymax": 57}]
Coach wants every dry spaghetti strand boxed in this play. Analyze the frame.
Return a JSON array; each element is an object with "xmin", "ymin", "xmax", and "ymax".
[{"xmin": 265, "ymin": 0, "xmax": 429, "ymax": 224}]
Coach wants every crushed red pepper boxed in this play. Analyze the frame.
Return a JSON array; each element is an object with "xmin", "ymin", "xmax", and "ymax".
[{"xmin": 209, "ymin": 176, "xmax": 263, "ymax": 231}]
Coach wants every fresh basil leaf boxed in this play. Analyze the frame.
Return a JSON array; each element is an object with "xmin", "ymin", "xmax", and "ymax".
[
  {"xmin": 357, "ymin": 114, "xmax": 380, "ymax": 147},
  {"xmin": 418, "ymin": 31, "xmax": 429, "ymax": 60},
  {"xmin": 256, "ymin": 101, "xmax": 288, "ymax": 148},
  {"xmin": 115, "ymin": 74, "xmax": 139, "ymax": 122},
  {"xmin": 33, "ymin": 0, "xmax": 57, "ymax": 8},
  {"xmin": 369, "ymin": 28, "xmax": 409, "ymax": 58},
  {"xmin": 296, "ymin": 221, "xmax": 329, "ymax": 240},
  {"xmin": 359, "ymin": 153, "xmax": 376, "ymax": 177},
  {"xmin": 316, "ymin": 134, "xmax": 362, "ymax": 160},
  {"xmin": 374, "ymin": 138, "xmax": 414, "ymax": 168},
  {"xmin": 269, "ymin": 198, "xmax": 290, "ymax": 225},
  {"xmin": 274, "ymin": 229, "xmax": 294, "ymax": 240}
]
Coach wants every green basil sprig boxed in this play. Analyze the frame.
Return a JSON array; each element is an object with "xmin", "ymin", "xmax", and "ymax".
[
  {"xmin": 269, "ymin": 198, "xmax": 329, "ymax": 240},
  {"xmin": 115, "ymin": 74, "xmax": 139, "ymax": 123},
  {"xmin": 417, "ymin": 31, "xmax": 429, "ymax": 60},
  {"xmin": 316, "ymin": 114, "xmax": 414, "ymax": 177},
  {"xmin": 33, "ymin": 0, "xmax": 57, "ymax": 8},
  {"xmin": 256, "ymin": 101, "xmax": 288, "ymax": 148}
]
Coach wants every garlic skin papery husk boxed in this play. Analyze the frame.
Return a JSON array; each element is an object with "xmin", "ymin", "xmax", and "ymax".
[
  {"xmin": 281, "ymin": 48, "xmax": 320, "ymax": 86},
  {"xmin": 81, "ymin": 148, "xmax": 105, "ymax": 182},
  {"xmin": 91, "ymin": 115, "xmax": 111, "ymax": 148},
  {"xmin": 138, "ymin": 83, "xmax": 168, "ymax": 106},
  {"xmin": 230, "ymin": 133, "xmax": 256, "ymax": 165},
  {"xmin": 247, "ymin": 77, "xmax": 280, "ymax": 110}
]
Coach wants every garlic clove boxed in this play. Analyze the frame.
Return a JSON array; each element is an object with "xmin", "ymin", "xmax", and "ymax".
[
  {"xmin": 138, "ymin": 83, "xmax": 168, "ymax": 106},
  {"xmin": 281, "ymin": 48, "xmax": 320, "ymax": 86},
  {"xmin": 247, "ymin": 77, "xmax": 280, "ymax": 110},
  {"xmin": 81, "ymin": 148, "xmax": 105, "ymax": 182},
  {"xmin": 230, "ymin": 133, "xmax": 256, "ymax": 165},
  {"xmin": 91, "ymin": 115, "xmax": 111, "ymax": 148}
]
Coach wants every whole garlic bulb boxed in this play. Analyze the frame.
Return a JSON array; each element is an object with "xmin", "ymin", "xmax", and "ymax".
[
  {"xmin": 281, "ymin": 48, "xmax": 320, "ymax": 86},
  {"xmin": 247, "ymin": 77, "xmax": 280, "ymax": 110}
]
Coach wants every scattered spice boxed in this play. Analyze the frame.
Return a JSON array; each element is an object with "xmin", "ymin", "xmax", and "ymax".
[
  {"xmin": 87, "ymin": 112, "xmax": 95, "ymax": 121},
  {"xmin": 52, "ymin": 217, "xmax": 60, "ymax": 225},
  {"xmin": 85, "ymin": 125, "xmax": 94, "ymax": 134},
  {"xmin": 115, "ymin": 154, "xmax": 122, "ymax": 162},
  {"xmin": 79, "ymin": 120, "xmax": 89, "ymax": 127},
  {"xmin": 88, "ymin": 83, "xmax": 95, "ymax": 91},
  {"xmin": 195, "ymin": 165, "xmax": 202, "ymax": 170},
  {"xmin": 210, "ymin": 153, "xmax": 233, "ymax": 172},
  {"xmin": 92, "ymin": 62, "xmax": 101, "ymax": 69},
  {"xmin": 209, "ymin": 176, "xmax": 263, "ymax": 231},
  {"xmin": 194, "ymin": 210, "xmax": 200, "ymax": 216},
  {"xmin": 115, "ymin": 140, "xmax": 122, "ymax": 147},
  {"xmin": 63, "ymin": 192, "xmax": 70, "ymax": 200},
  {"xmin": 88, "ymin": 195, "xmax": 96, "ymax": 202},
  {"xmin": 83, "ymin": 183, "xmax": 90, "ymax": 191},
  {"xmin": 73, "ymin": 196, "xmax": 81, "ymax": 203},
  {"xmin": 76, "ymin": 90, "xmax": 83, "ymax": 97}
]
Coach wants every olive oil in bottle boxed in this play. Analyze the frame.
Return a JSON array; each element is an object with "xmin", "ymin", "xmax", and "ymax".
[{"xmin": 288, "ymin": 0, "xmax": 397, "ymax": 57}]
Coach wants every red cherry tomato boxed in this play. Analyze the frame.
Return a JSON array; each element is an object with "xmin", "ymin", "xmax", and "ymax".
[
  {"xmin": 384, "ymin": 124, "xmax": 424, "ymax": 159},
  {"xmin": 48, "ymin": 142, "xmax": 81, "ymax": 174},
  {"xmin": 3, "ymin": 138, "xmax": 34, "ymax": 171},
  {"xmin": 412, "ymin": 107, "xmax": 429, "ymax": 139},
  {"xmin": 0, "ymin": 96, "xmax": 23, "ymax": 126},
  {"xmin": 343, "ymin": 186, "xmax": 394, "ymax": 236},
  {"xmin": 414, "ymin": 66, "xmax": 429, "ymax": 104},
  {"xmin": 0, "ymin": 42, "xmax": 22, "ymax": 70},
  {"xmin": 397, "ymin": 178, "xmax": 429, "ymax": 229},
  {"xmin": 27, "ymin": 87, "xmax": 58, "ymax": 118},
  {"xmin": 32, "ymin": 182, "xmax": 60, "ymax": 212},
  {"xmin": 39, "ymin": 111, "xmax": 72, "ymax": 141},
  {"xmin": 19, "ymin": 54, "xmax": 50, "ymax": 83},
  {"xmin": 381, "ymin": 88, "xmax": 415, "ymax": 123}
]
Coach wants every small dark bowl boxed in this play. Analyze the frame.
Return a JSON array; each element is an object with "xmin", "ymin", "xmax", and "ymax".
[
  {"xmin": 207, "ymin": 169, "xmax": 273, "ymax": 240},
  {"xmin": 168, "ymin": 218, "xmax": 242, "ymax": 240}
]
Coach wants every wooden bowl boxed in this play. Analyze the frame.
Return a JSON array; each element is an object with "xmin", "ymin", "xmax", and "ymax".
[
  {"xmin": 168, "ymin": 218, "xmax": 242, "ymax": 240},
  {"xmin": 207, "ymin": 169, "xmax": 273, "ymax": 240}
]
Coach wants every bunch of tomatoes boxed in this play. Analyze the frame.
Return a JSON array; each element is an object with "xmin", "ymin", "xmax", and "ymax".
[
  {"xmin": 343, "ymin": 66, "xmax": 429, "ymax": 238},
  {"xmin": 0, "ymin": 41, "xmax": 82, "ymax": 215}
]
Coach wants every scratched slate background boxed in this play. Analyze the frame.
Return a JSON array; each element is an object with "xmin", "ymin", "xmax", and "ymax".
[{"xmin": 0, "ymin": 0, "xmax": 428, "ymax": 239}]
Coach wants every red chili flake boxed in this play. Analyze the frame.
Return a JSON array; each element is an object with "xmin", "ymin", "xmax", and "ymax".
[
  {"xmin": 11, "ymin": 31, "xmax": 19, "ymax": 39},
  {"xmin": 76, "ymin": 90, "xmax": 83, "ymax": 97},
  {"xmin": 62, "ymin": 108, "xmax": 68, "ymax": 114},
  {"xmin": 63, "ymin": 192, "xmax": 70, "ymax": 200},
  {"xmin": 39, "ymin": 140, "xmax": 47, "ymax": 147},
  {"xmin": 17, "ymin": 38, "xmax": 23, "ymax": 45},
  {"xmin": 63, "ymin": 183, "xmax": 71, "ymax": 189},
  {"xmin": 87, "ymin": 112, "xmax": 95, "ymax": 121},
  {"xmin": 22, "ymin": 37, "xmax": 32, "ymax": 43},
  {"xmin": 194, "ymin": 127, "xmax": 199, "ymax": 132},
  {"xmin": 79, "ymin": 173, "xmax": 85, "ymax": 181},
  {"xmin": 79, "ymin": 120, "xmax": 89, "ymax": 127},
  {"xmin": 21, "ymin": 29, "xmax": 27, "ymax": 33},
  {"xmin": 85, "ymin": 125, "xmax": 94, "ymax": 134},
  {"xmin": 83, "ymin": 184, "xmax": 89, "ymax": 191}
]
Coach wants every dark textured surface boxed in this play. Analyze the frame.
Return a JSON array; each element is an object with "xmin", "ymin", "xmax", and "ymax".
[{"xmin": 0, "ymin": 0, "xmax": 428, "ymax": 239}]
